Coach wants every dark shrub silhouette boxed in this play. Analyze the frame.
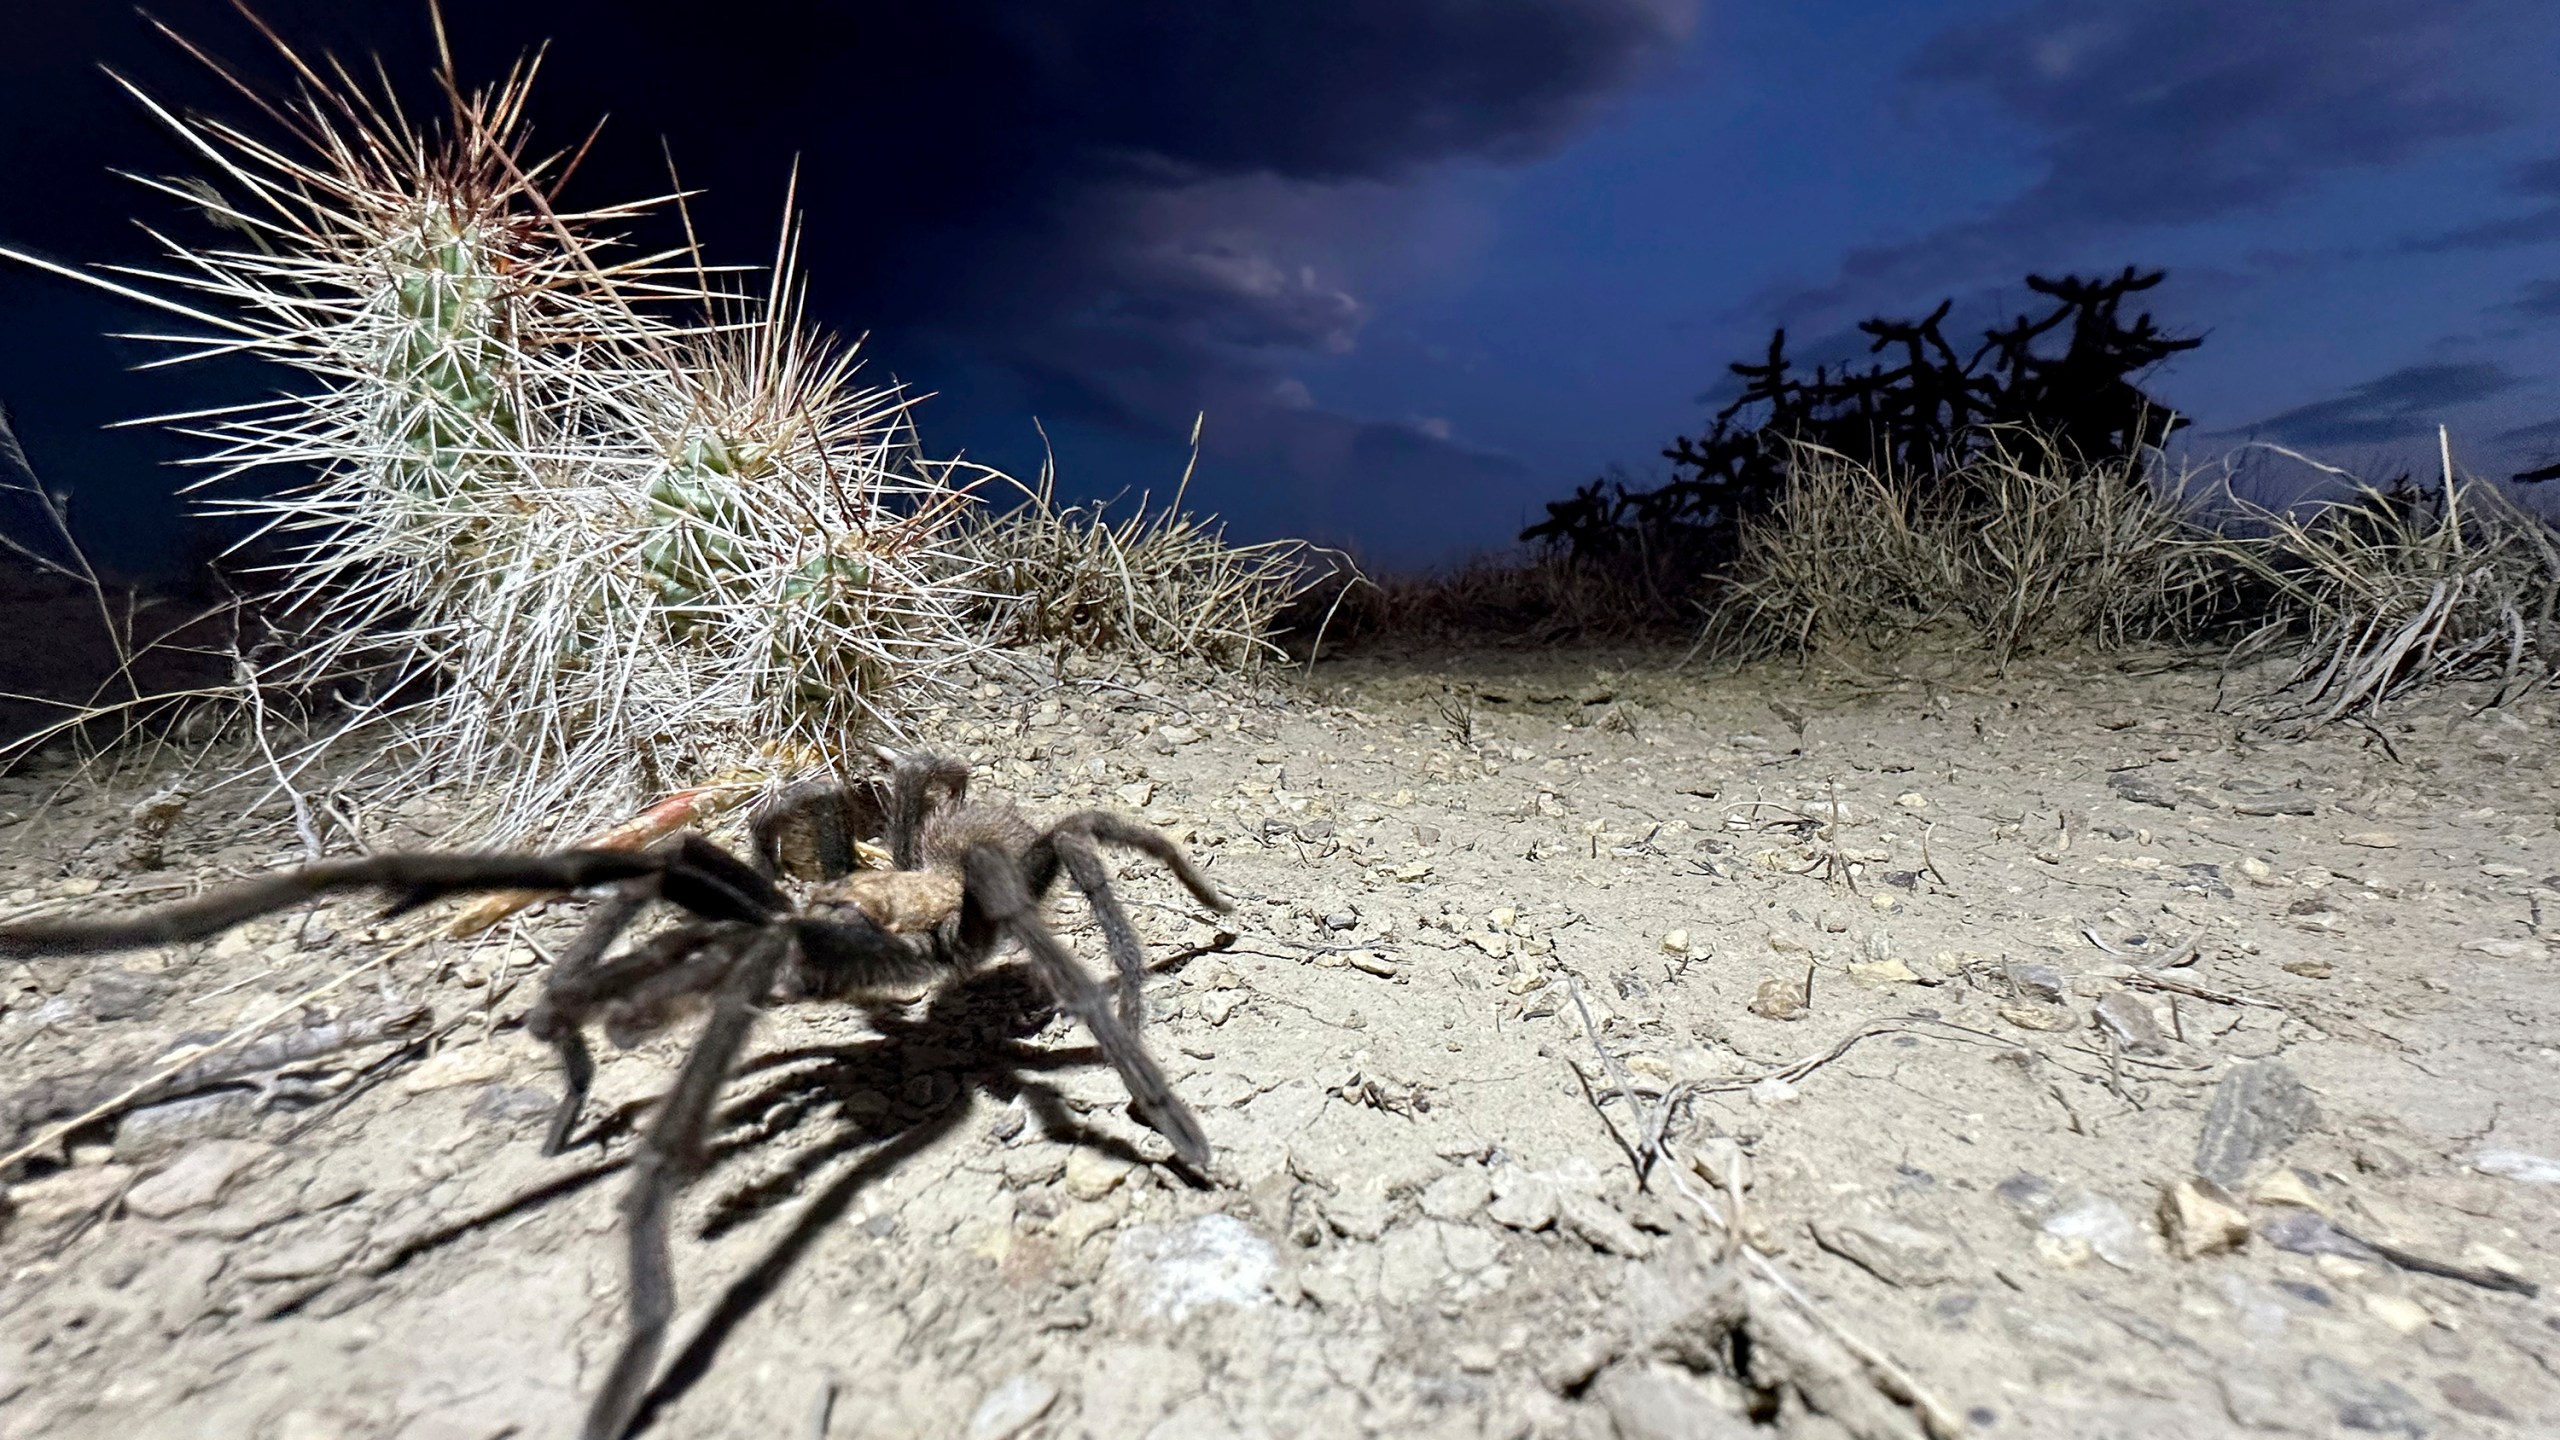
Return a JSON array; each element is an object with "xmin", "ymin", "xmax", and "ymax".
[{"xmin": 1523, "ymin": 267, "xmax": 2202, "ymax": 578}]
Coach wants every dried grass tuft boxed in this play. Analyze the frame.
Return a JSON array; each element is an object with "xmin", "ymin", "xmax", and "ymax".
[
  {"xmin": 960, "ymin": 421, "xmax": 1320, "ymax": 671},
  {"xmin": 2212, "ymin": 441, "xmax": 2560, "ymax": 723},
  {"xmin": 1704, "ymin": 431, "xmax": 2221, "ymax": 666}
]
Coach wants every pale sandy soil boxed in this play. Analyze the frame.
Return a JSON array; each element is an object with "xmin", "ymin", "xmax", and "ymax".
[{"xmin": 1, "ymin": 640, "xmax": 2556, "ymax": 1440}]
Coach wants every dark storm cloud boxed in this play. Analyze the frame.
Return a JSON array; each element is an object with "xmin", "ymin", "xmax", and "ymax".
[
  {"xmin": 2513, "ymin": 279, "xmax": 2560, "ymax": 319},
  {"xmin": 1, "ymin": 0, "xmax": 1696, "ymax": 566},
  {"xmin": 1910, "ymin": 0, "xmax": 2505, "ymax": 227},
  {"xmin": 2246, "ymin": 362, "xmax": 2521, "ymax": 447},
  {"xmin": 2402, "ymin": 152, "xmax": 2560, "ymax": 253},
  {"xmin": 1766, "ymin": 0, "xmax": 2520, "ymax": 321}
]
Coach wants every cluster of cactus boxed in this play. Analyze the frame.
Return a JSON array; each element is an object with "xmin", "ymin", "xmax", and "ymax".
[{"xmin": 3, "ymin": 20, "xmax": 989, "ymax": 841}]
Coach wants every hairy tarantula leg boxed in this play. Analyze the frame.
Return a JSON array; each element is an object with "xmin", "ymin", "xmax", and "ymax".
[
  {"xmin": 885, "ymin": 751, "xmax": 971, "ymax": 869},
  {"xmin": 582, "ymin": 928, "xmax": 791, "ymax": 1440},
  {"xmin": 0, "ymin": 851, "xmax": 666, "ymax": 958},
  {"xmin": 1022, "ymin": 813, "xmax": 1232, "ymax": 1031},
  {"xmin": 1046, "ymin": 829, "xmax": 1153, "ymax": 1031},
  {"xmin": 961, "ymin": 847, "xmax": 1210, "ymax": 1171},
  {"xmin": 526, "ymin": 882, "xmax": 654, "ymax": 1156}
]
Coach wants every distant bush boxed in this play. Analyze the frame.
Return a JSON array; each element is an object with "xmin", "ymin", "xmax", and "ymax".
[
  {"xmin": 1523, "ymin": 267, "xmax": 2201, "ymax": 584},
  {"xmin": 1707, "ymin": 431, "xmax": 2221, "ymax": 666}
]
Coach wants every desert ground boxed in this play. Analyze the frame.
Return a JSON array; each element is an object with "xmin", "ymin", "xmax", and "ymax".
[{"xmin": 1, "ymin": 638, "xmax": 2556, "ymax": 1440}]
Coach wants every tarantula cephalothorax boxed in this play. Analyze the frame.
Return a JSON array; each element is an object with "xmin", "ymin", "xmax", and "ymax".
[{"xmin": 0, "ymin": 751, "xmax": 1227, "ymax": 1440}]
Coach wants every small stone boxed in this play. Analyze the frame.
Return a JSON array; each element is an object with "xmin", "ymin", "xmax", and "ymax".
[
  {"xmin": 1468, "ymin": 931, "xmax": 1513, "ymax": 958},
  {"xmin": 2460, "ymin": 938, "xmax": 2541, "ymax": 959},
  {"xmin": 2041, "ymin": 1194, "xmax": 2149, "ymax": 1271},
  {"xmin": 2108, "ymin": 772, "xmax": 2179, "ymax": 809},
  {"xmin": 2159, "ymin": 1178, "xmax": 2251, "ymax": 1259},
  {"xmin": 2195, "ymin": 1061, "xmax": 2319, "ymax": 1188},
  {"xmin": 1451, "ymin": 1342, "xmax": 1500, "ymax": 1374},
  {"xmin": 1115, "ymin": 780, "xmax": 1157, "ymax": 808},
  {"xmin": 1418, "ymin": 1167, "xmax": 1491, "ymax": 1221},
  {"xmin": 1050, "ymin": 1199, "xmax": 1123, "ymax": 1250},
  {"xmin": 2339, "ymin": 831, "xmax": 2400, "ymax": 849},
  {"xmin": 2436, "ymin": 1374, "xmax": 2514, "ymax": 1421},
  {"xmin": 2258, "ymin": 1210, "xmax": 2375, "ymax": 1261},
  {"xmin": 3, "ymin": 1165, "xmax": 132, "ymax": 1242},
  {"xmin": 1106, "ymin": 1214, "xmax": 1275, "ymax": 1320},
  {"xmin": 1347, "ymin": 952, "xmax": 1399, "ymax": 978},
  {"xmin": 2238, "ymin": 856, "xmax": 2279, "ymax": 884},
  {"xmin": 1813, "ymin": 1215, "xmax": 1954, "ymax": 1287},
  {"xmin": 2251, "ymin": 1169, "xmax": 2325, "ymax": 1212},
  {"xmin": 1748, "ymin": 977, "xmax": 1807, "ymax": 1021},
  {"xmin": 1847, "ymin": 957, "xmax": 1920, "ymax": 986},
  {"xmin": 1063, "ymin": 1149, "xmax": 1135, "ymax": 1201},
  {"xmin": 1556, "ymin": 1190, "xmax": 1652, "ymax": 1258},
  {"xmin": 1323, "ymin": 909, "xmax": 1359, "ymax": 932},
  {"xmin": 2470, "ymin": 1149, "xmax": 2560, "ymax": 1184},
  {"xmin": 125, "ymin": 1140, "xmax": 269, "ymax": 1219},
  {"xmin": 1996, "ymin": 1172, "xmax": 2060, "ymax": 1221},
  {"xmin": 2300, "ymin": 1354, "xmax": 2430, "ymax": 1437},
  {"xmin": 1592, "ymin": 1362, "xmax": 1752, "ymax": 1440},
  {"xmin": 1536, "ymin": 1333, "xmax": 1622, "ymax": 1394},
  {"xmin": 2004, "ymin": 962, "xmax": 2066, "ymax": 1003},
  {"xmin": 968, "ymin": 1374, "xmax": 1061, "ymax": 1440},
  {"xmin": 1198, "ymin": 990, "xmax": 1244, "ymax": 1026},
  {"xmin": 1440, "ymin": 1222, "xmax": 1500, "ymax": 1274},
  {"xmin": 85, "ymin": 968, "xmax": 168, "ymax": 1022},
  {"xmin": 1896, "ymin": 792, "xmax": 1929, "ymax": 810},
  {"xmin": 113, "ymin": 1091, "xmax": 262, "ymax": 1162},
  {"xmin": 2093, "ymin": 992, "xmax": 2168, "ymax": 1055},
  {"xmin": 1488, "ymin": 906, "xmax": 1518, "ymax": 931},
  {"xmin": 2361, "ymin": 1294, "xmax": 2431, "ymax": 1334},
  {"xmin": 1323, "ymin": 1183, "xmax": 1395, "ymax": 1241},
  {"xmin": 1659, "ymin": 930, "xmax": 1690, "ymax": 956},
  {"xmin": 1999, "ymin": 1004, "xmax": 2073, "ymax": 1033},
  {"xmin": 1485, "ymin": 1170, "xmax": 1558, "ymax": 1232}
]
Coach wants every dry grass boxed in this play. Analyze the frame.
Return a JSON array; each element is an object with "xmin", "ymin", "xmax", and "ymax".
[
  {"xmin": 959, "ymin": 423, "xmax": 1321, "ymax": 672},
  {"xmin": 2211, "ymin": 445, "xmax": 2560, "ymax": 724},
  {"xmin": 1703, "ymin": 432, "xmax": 2222, "ymax": 667}
]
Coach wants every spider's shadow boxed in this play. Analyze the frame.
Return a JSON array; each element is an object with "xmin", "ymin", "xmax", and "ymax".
[
  {"xmin": 362, "ymin": 963, "xmax": 1184, "ymax": 1432},
  {"xmin": 629, "ymin": 963, "xmax": 1184, "ymax": 1432}
]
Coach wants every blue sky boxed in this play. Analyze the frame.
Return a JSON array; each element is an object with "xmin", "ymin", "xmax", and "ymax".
[{"xmin": 5, "ymin": 0, "xmax": 2557, "ymax": 572}]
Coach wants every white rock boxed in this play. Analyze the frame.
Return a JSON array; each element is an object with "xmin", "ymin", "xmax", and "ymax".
[
  {"xmin": 1485, "ymin": 1169, "xmax": 1558, "ymax": 1232},
  {"xmin": 968, "ymin": 1374, "xmax": 1060, "ymax": 1440},
  {"xmin": 125, "ymin": 1141, "xmax": 269, "ymax": 1219},
  {"xmin": 1106, "ymin": 1214, "xmax": 1275, "ymax": 1320},
  {"xmin": 1064, "ymin": 1148, "xmax": 1135, "ymax": 1201},
  {"xmin": 2474, "ymin": 1149, "xmax": 2560, "ymax": 1185}
]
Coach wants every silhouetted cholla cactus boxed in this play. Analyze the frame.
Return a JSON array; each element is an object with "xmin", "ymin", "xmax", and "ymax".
[{"xmin": 1523, "ymin": 267, "xmax": 2202, "ymax": 568}]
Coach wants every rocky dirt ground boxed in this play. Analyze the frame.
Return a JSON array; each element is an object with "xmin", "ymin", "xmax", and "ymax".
[{"xmin": 1, "ymin": 640, "xmax": 2556, "ymax": 1440}]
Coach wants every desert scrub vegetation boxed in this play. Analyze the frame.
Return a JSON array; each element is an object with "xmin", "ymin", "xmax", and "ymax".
[
  {"xmin": 2212, "ymin": 445, "xmax": 2560, "ymax": 725},
  {"xmin": 1704, "ymin": 432, "xmax": 2223, "ymax": 665},
  {"xmin": 957, "ymin": 428, "xmax": 1322, "ymax": 672},
  {"xmin": 0, "ymin": 15, "xmax": 1302, "ymax": 843}
]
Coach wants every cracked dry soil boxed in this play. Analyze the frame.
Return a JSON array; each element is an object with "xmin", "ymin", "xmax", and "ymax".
[{"xmin": 1, "ymin": 642, "xmax": 2556, "ymax": 1440}]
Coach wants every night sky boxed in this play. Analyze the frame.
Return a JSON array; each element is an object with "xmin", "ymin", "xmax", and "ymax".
[{"xmin": 5, "ymin": 1, "xmax": 2557, "ymax": 574}]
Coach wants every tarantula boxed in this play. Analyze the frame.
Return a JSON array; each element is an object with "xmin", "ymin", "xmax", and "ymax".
[{"xmin": 0, "ymin": 751, "xmax": 1226, "ymax": 1440}]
